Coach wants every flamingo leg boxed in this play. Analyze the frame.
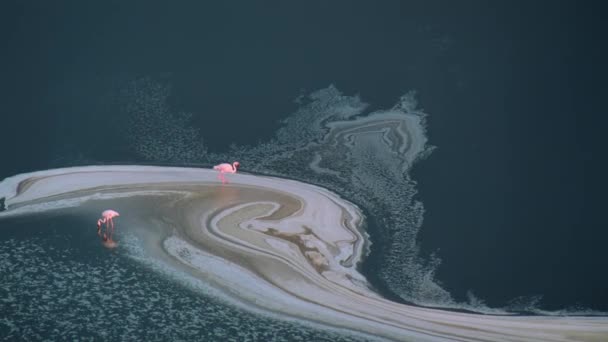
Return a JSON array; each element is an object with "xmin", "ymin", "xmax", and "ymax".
[
  {"xmin": 108, "ymin": 219, "xmax": 114, "ymax": 240},
  {"xmin": 97, "ymin": 218, "xmax": 106, "ymax": 238}
]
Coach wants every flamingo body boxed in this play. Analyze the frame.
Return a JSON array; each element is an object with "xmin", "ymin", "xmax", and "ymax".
[
  {"xmin": 102, "ymin": 209, "xmax": 120, "ymax": 219},
  {"xmin": 213, "ymin": 161, "xmax": 240, "ymax": 184},
  {"xmin": 97, "ymin": 209, "xmax": 120, "ymax": 244}
]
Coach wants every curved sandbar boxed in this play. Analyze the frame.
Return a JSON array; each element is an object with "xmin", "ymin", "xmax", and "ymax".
[{"xmin": 0, "ymin": 165, "xmax": 606, "ymax": 341}]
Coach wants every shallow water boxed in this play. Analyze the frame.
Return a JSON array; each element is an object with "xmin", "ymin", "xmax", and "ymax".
[
  {"xmin": 0, "ymin": 215, "xmax": 367, "ymax": 341},
  {"xmin": 2, "ymin": 3, "xmax": 607, "ymax": 338},
  {"xmin": 1, "ymin": 165, "xmax": 606, "ymax": 341}
]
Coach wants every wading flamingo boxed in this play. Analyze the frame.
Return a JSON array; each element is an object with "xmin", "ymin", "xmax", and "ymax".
[
  {"xmin": 213, "ymin": 161, "xmax": 240, "ymax": 184},
  {"xmin": 97, "ymin": 209, "xmax": 119, "ymax": 248}
]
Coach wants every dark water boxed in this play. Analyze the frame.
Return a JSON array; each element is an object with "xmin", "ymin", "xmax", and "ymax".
[
  {"xmin": 2, "ymin": 0, "xmax": 607, "ymax": 331},
  {"xmin": 0, "ymin": 215, "xmax": 367, "ymax": 341}
]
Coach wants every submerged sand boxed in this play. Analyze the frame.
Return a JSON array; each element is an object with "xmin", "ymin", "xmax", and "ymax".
[{"xmin": 0, "ymin": 165, "xmax": 606, "ymax": 341}]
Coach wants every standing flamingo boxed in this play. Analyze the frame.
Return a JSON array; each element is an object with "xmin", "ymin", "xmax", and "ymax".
[
  {"xmin": 97, "ymin": 209, "xmax": 120, "ymax": 248},
  {"xmin": 213, "ymin": 161, "xmax": 240, "ymax": 184}
]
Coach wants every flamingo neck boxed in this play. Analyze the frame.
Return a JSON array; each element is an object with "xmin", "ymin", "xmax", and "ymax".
[{"xmin": 232, "ymin": 163, "xmax": 238, "ymax": 172}]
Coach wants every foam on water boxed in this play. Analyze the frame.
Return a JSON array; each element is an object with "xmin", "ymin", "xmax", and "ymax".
[
  {"xmin": 1, "ymin": 166, "xmax": 607, "ymax": 341},
  {"xmin": 232, "ymin": 95, "xmax": 460, "ymax": 310},
  {"xmin": 121, "ymin": 78, "xmax": 207, "ymax": 163},
  {"xmin": 121, "ymin": 80, "xmax": 454, "ymax": 308},
  {"xmin": 120, "ymin": 78, "xmax": 607, "ymax": 315},
  {"xmin": 124, "ymin": 80, "xmax": 447, "ymax": 305},
  {"xmin": 0, "ymin": 225, "xmax": 370, "ymax": 341}
]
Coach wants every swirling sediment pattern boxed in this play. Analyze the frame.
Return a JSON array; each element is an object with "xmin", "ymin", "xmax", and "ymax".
[{"xmin": 1, "ymin": 166, "xmax": 606, "ymax": 341}]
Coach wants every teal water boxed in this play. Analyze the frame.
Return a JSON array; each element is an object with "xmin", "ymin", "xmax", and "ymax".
[
  {"xmin": 2, "ymin": 2, "xmax": 607, "ymax": 339},
  {"xmin": 0, "ymin": 215, "xmax": 368, "ymax": 341}
]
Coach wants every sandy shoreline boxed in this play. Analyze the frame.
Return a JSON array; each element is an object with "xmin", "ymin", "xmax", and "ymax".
[{"xmin": 1, "ymin": 165, "xmax": 607, "ymax": 341}]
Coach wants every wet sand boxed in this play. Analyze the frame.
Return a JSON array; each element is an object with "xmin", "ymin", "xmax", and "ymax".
[{"xmin": 1, "ymin": 165, "xmax": 607, "ymax": 341}]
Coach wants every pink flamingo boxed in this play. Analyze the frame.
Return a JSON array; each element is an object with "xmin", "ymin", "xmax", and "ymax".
[
  {"xmin": 97, "ymin": 209, "xmax": 119, "ymax": 247},
  {"xmin": 213, "ymin": 161, "xmax": 240, "ymax": 184}
]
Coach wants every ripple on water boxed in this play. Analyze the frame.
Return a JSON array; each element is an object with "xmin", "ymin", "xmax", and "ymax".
[{"xmin": 0, "ymin": 228, "xmax": 370, "ymax": 341}]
